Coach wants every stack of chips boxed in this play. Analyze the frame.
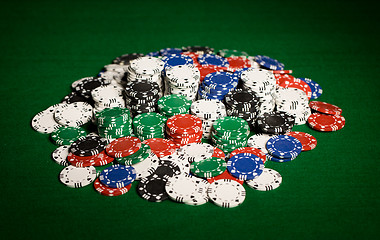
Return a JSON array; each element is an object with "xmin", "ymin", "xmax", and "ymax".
[
  {"xmin": 157, "ymin": 94, "xmax": 192, "ymax": 118},
  {"xmin": 240, "ymin": 68, "xmax": 276, "ymax": 115},
  {"xmin": 72, "ymin": 76, "xmax": 110, "ymax": 100},
  {"xmin": 255, "ymin": 111, "xmax": 295, "ymax": 134},
  {"xmin": 163, "ymin": 65, "xmax": 200, "ymax": 101},
  {"xmin": 98, "ymin": 64, "xmax": 128, "ymax": 88},
  {"xmin": 132, "ymin": 112, "xmax": 167, "ymax": 141},
  {"xmin": 273, "ymin": 88, "xmax": 312, "ymax": 125},
  {"xmin": 124, "ymin": 80, "xmax": 161, "ymax": 117},
  {"xmin": 211, "ymin": 116, "xmax": 250, "ymax": 156},
  {"xmin": 127, "ymin": 56, "xmax": 165, "ymax": 92},
  {"xmin": 166, "ymin": 114, "xmax": 203, "ymax": 147},
  {"xmin": 67, "ymin": 135, "xmax": 113, "ymax": 167},
  {"xmin": 190, "ymin": 99, "xmax": 227, "ymax": 139},
  {"xmin": 91, "ymin": 85, "xmax": 125, "ymax": 113},
  {"xmin": 95, "ymin": 107, "xmax": 133, "ymax": 139},
  {"xmin": 265, "ymin": 135, "xmax": 302, "ymax": 162},
  {"xmin": 161, "ymin": 54, "xmax": 194, "ymax": 68},
  {"xmin": 198, "ymin": 72, "xmax": 238, "ymax": 100},
  {"xmin": 224, "ymin": 88, "xmax": 261, "ymax": 129}
]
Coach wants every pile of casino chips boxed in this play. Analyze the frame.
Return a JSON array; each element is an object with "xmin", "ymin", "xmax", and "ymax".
[
  {"xmin": 124, "ymin": 80, "xmax": 161, "ymax": 117},
  {"xmin": 95, "ymin": 107, "xmax": 133, "ymax": 139},
  {"xmin": 211, "ymin": 116, "xmax": 251, "ymax": 156},
  {"xmin": 190, "ymin": 99, "xmax": 227, "ymax": 139},
  {"xmin": 31, "ymin": 46, "xmax": 346, "ymax": 208},
  {"xmin": 166, "ymin": 114, "xmax": 203, "ymax": 147},
  {"xmin": 224, "ymin": 88, "xmax": 261, "ymax": 128},
  {"xmin": 132, "ymin": 112, "xmax": 166, "ymax": 140},
  {"xmin": 91, "ymin": 85, "xmax": 125, "ymax": 113},
  {"xmin": 163, "ymin": 65, "xmax": 200, "ymax": 101},
  {"xmin": 198, "ymin": 72, "xmax": 238, "ymax": 100}
]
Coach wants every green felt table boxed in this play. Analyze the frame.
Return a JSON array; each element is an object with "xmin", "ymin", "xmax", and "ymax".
[{"xmin": 1, "ymin": 0, "xmax": 379, "ymax": 239}]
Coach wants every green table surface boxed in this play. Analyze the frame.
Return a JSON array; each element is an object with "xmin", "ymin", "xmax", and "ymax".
[{"xmin": 1, "ymin": 0, "xmax": 379, "ymax": 239}]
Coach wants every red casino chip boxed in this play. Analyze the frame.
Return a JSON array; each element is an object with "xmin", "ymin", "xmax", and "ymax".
[
  {"xmin": 207, "ymin": 170, "xmax": 244, "ymax": 185},
  {"xmin": 230, "ymin": 147, "xmax": 267, "ymax": 163},
  {"xmin": 143, "ymin": 138, "xmax": 177, "ymax": 158},
  {"xmin": 226, "ymin": 56, "xmax": 251, "ymax": 71},
  {"xmin": 166, "ymin": 114, "xmax": 202, "ymax": 135},
  {"xmin": 272, "ymin": 70, "xmax": 293, "ymax": 74},
  {"xmin": 277, "ymin": 75, "xmax": 312, "ymax": 100},
  {"xmin": 285, "ymin": 131, "xmax": 317, "ymax": 151},
  {"xmin": 212, "ymin": 147, "xmax": 226, "ymax": 160},
  {"xmin": 105, "ymin": 136, "xmax": 142, "ymax": 158},
  {"xmin": 307, "ymin": 113, "xmax": 345, "ymax": 132},
  {"xmin": 197, "ymin": 65, "xmax": 227, "ymax": 82},
  {"xmin": 309, "ymin": 101, "xmax": 343, "ymax": 116},
  {"xmin": 93, "ymin": 178, "xmax": 132, "ymax": 197},
  {"xmin": 67, "ymin": 152, "xmax": 97, "ymax": 167}
]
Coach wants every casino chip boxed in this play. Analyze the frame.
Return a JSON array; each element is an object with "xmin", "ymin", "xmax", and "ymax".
[
  {"xmin": 94, "ymin": 178, "xmax": 132, "ymax": 197},
  {"xmin": 190, "ymin": 157, "xmax": 227, "ymax": 178},
  {"xmin": 198, "ymin": 54, "xmax": 229, "ymax": 67},
  {"xmin": 159, "ymin": 47, "xmax": 182, "ymax": 56},
  {"xmin": 51, "ymin": 145, "xmax": 70, "ymax": 166},
  {"xmin": 112, "ymin": 53, "xmax": 144, "ymax": 65},
  {"xmin": 151, "ymin": 160, "xmax": 181, "ymax": 179},
  {"xmin": 54, "ymin": 102, "xmax": 93, "ymax": 127},
  {"xmin": 137, "ymin": 175, "xmax": 169, "ymax": 202},
  {"xmin": 266, "ymin": 135, "xmax": 302, "ymax": 159},
  {"xmin": 165, "ymin": 173, "xmax": 199, "ymax": 202},
  {"xmin": 246, "ymin": 168, "xmax": 282, "ymax": 191},
  {"xmin": 115, "ymin": 143, "xmax": 151, "ymax": 165},
  {"xmin": 51, "ymin": 126, "xmax": 87, "ymax": 145},
  {"xmin": 285, "ymin": 131, "xmax": 317, "ymax": 151},
  {"xmin": 143, "ymin": 138, "xmax": 177, "ymax": 158},
  {"xmin": 247, "ymin": 133, "xmax": 274, "ymax": 154},
  {"xmin": 158, "ymin": 94, "xmax": 192, "ymax": 118},
  {"xmin": 68, "ymin": 150, "xmax": 114, "ymax": 167},
  {"xmin": 307, "ymin": 113, "xmax": 346, "ymax": 132},
  {"xmin": 256, "ymin": 112, "xmax": 295, "ymax": 134},
  {"xmin": 70, "ymin": 135, "xmax": 108, "ymax": 157},
  {"xmin": 227, "ymin": 153, "xmax": 265, "ymax": 180},
  {"xmin": 207, "ymin": 179, "xmax": 246, "ymax": 208},
  {"xmin": 277, "ymin": 75, "xmax": 312, "ymax": 100},
  {"xmin": 106, "ymin": 136, "xmax": 142, "ymax": 158},
  {"xmin": 133, "ymin": 112, "xmax": 166, "ymax": 140},
  {"xmin": 99, "ymin": 165, "xmax": 136, "ymax": 188},
  {"xmin": 160, "ymin": 153, "xmax": 191, "ymax": 174},
  {"xmin": 166, "ymin": 114, "xmax": 203, "ymax": 146},
  {"xmin": 309, "ymin": 101, "xmax": 343, "ymax": 116},
  {"xmin": 31, "ymin": 104, "xmax": 63, "ymax": 134},
  {"xmin": 255, "ymin": 55, "xmax": 284, "ymax": 70},
  {"xmin": 74, "ymin": 77, "xmax": 109, "ymax": 99},
  {"xmin": 182, "ymin": 46, "xmax": 214, "ymax": 55},
  {"xmin": 218, "ymin": 49, "xmax": 249, "ymax": 58},
  {"xmin": 59, "ymin": 165, "xmax": 97, "ymax": 188},
  {"xmin": 176, "ymin": 142, "xmax": 214, "ymax": 163}
]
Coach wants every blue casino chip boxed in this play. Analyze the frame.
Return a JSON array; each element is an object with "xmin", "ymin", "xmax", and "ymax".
[
  {"xmin": 99, "ymin": 165, "xmax": 136, "ymax": 188},
  {"xmin": 266, "ymin": 153, "xmax": 294, "ymax": 163},
  {"xmin": 162, "ymin": 54, "xmax": 194, "ymax": 68},
  {"xmin": 159, "ymin": 48, "xmax": 182, "ymax": 56},
  {"xmin": 266, "ymin": 135, "xmax": 302, "ymax": 159},
  {"xmin": 227, "ymin": 153, "xmax": 264, "ymax": 180},
  {"xmin": 146, "ymin": 51, "xmax": 160, "ymax": 57},
  {"xmin": 298, "ymin": 78, "xmax": 323, "ymax": 99},
  {"xmin": 198, "ymin": 54, "xmax": 229, "ymax": 67},
  {"xmin": 255, "ymin": 55, "xmax": 285, "ymax": 70},
  {"xmin": 203, "ymin": 72, "xmax": 238, "ymax": 90}
]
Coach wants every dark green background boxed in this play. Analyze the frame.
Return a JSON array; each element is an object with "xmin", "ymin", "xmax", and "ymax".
[{"xmin": 1, "ymin": 0, "xmax": 378, "ymax": 239}]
